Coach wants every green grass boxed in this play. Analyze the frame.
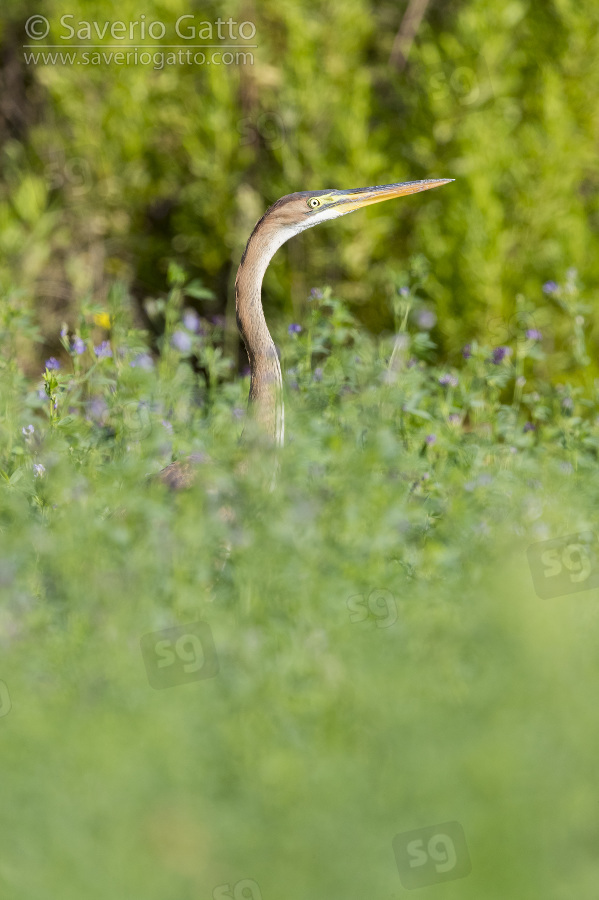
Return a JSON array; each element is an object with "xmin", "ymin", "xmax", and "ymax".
[{"xmin": 1, "ymin": 268, "xmax": 599, "ymax": 899}]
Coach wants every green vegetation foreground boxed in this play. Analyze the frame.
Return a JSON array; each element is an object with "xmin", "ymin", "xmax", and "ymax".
[{"xmin": 0, "ymin": 267, "xmax": 598, "ymax": 898}]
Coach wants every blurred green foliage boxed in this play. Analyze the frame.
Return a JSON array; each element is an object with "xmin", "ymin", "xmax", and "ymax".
[
  {"xmin": 1, "ymin": 272, "xmax": 599, "ymax": 897},
  {"xmin": 1, "ymin": 0, "xmax": 598, "ymax": 365}
]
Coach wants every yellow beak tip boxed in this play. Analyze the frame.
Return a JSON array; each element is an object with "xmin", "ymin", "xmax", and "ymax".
[{"xmin": 339, "ymin": 178, "xmax": 454, "ymax": 211}]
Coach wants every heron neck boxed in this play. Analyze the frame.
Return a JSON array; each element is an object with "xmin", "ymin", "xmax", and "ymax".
[{"xmin": 235, "ymin": 225, "xmax": 287, "ymax": 446}]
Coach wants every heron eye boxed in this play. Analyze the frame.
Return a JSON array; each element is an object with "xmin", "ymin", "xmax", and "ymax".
[{"xmin": 308, "ymin": 198, "xmax": 321, "ymax": 209}]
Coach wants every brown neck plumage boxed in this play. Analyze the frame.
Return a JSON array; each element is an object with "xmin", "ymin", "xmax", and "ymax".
[{"xmin": 235, "ymin": 222, "xmax": 287, "ymax": 446}]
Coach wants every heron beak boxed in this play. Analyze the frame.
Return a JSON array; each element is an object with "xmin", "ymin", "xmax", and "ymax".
[{"xmin": 336, "ymin": 179, "xmax": 453, "ymax": 213}]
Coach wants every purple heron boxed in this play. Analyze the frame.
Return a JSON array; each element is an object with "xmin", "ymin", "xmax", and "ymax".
[{"xmin": 158, "ymin": 178, "xmax": 452, "ymax": 489}]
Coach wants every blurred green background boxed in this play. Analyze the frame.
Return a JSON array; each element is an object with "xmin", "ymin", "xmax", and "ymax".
[{"xmin": 1, "ymin": 2, "xmax": 599, "ymax": 899}]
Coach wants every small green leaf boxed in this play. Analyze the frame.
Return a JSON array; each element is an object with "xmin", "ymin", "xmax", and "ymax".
[
  {"xmin": 167, "ymin": 262, "xmax": 187, "ymax": 287},
  {"xmin": 185, "ymin": 281, "xmax": 215, "ymax": 301},
  {"xmin": 404, "ymin": 407, "xmax": 433, "ymax": 421}
]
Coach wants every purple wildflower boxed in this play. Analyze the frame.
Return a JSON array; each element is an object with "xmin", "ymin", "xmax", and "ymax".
[
  {"xmin": 448, "ymin": 414, "xmax": 461, "ymax": 425},
  {"xmin": 523, "ymin": 422, "xmax": 536, "ymax": 432},
  {"xmin": 525, "ymin": 329, "xmax": 542, "ymax": 341},
  {"xmin": 439, "ymin": 373, "xmax": 458, "ymax": 387},
  {"xmin": 210, "ymin": 315, "xmax": 226, "ymax": 328},
  {"xmin": 462, "ymin": 344, "xmax": 472, "ymax": 360},
  {"xmin": 130, "ymin": 353, "xmax": 154, "ymax": 370},
  {"xmin": 71, "ymin": 337, "xmax": 86, "ymax": 355},
  {"xmin": 543, "ymin": 281, "xmax": 558, "ymax": 295},
  {"xmin": 88, "ymin": 397, "xmax": 108, "ymax": 421},
  {"xmin": 399, "ymin": 287, "xmax": 410, "ymax": 297},
  {"xmin": 465, "ymin": 473, "xmax": 493, "ymax": 492},
  {"xmin": 182, "ymin": 309, "xmax": 200, "ymax": 332},
  {"xmin": 492, "ymin": 346, "xmax": 512, "ymax": 364},
  {"xmin": 161, "ymin": 420, "xmax": 173, "ymax": 434},
  {"xmin": 416, "ymin": 309, "xmax": 437, "ymax": 330},
  {"xmin": 288, "ymin": 323, "xmax": 302, "ymax": 335},
  {"xmin": 171, "ymin": 330, "xmax": 192, "ymax": 353},
  {"xmin": 310, "ymin": 288, "xmax": 323, "ymax": 300},
  {"xmin": 22, "ymin": 424, "xmax": 34, "ymax": 436},
  {"xmin": 33, "ymin": 463, "xmax": 45, "ymax": 477},
  {"xmin": 94, "ymin": 340, "xmax": 112, "ymax": 359},
  {"xmin": 45, "ymin": 357, "xmax": 60, "ymax": 370},
  {"xmin": 425, "ymin": 434, "xmax": 437, "ymax": 445}
]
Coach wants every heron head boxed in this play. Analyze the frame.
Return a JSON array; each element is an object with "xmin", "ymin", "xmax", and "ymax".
[{"xmin": 263, "ymin": 179, "xmax": 453, "ymax": 235}]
